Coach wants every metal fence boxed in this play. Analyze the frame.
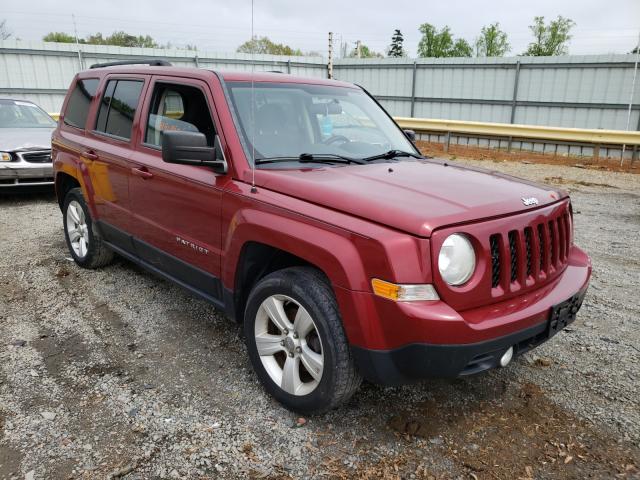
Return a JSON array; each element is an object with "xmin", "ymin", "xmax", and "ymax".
[
  {"xmin": 1, "ymin": 41, "xmax": 639, "ymax": 150},
  {"xmin": 333, "ymin": 56, "xmax": 640, "ymax": 132}
]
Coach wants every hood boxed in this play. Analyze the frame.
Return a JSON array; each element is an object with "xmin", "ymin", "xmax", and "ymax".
[
  {"xmin": 254, "ymin": 159, "xmax": 566, "ymax": 237},
  {"xmin": 0, "ymin": 128, "xmax": 54, "ymax": 152}
]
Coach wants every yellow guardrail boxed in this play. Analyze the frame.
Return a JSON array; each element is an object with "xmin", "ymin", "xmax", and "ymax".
[
  {"xmin": 49, "ymin": 111, "xmax": 639, "ymax": 147},
  {"xmin": 394, "ymin": 117, "xmax": 640, "ymax": 146}
]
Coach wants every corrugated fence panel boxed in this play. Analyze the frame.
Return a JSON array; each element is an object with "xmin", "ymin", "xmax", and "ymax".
[
  {"xmin": 377, "ymin": 99, "xmax": 412, "ymax": 117},
  {"xmin": 515, "ymin": 105, "xmax": 640, "ymax": 131},
  {"xmin": 412, "ymin": 61, "xmax": 516, "ymax": 101},
  {"xmin": 414, "ymin": 102, "xmax": 512, "ymax": 124}
]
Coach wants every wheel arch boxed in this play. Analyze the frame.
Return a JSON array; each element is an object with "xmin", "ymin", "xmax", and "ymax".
[
  {"xmin": 223, "ymin": 209, "xmax": 369, "ymax": 324},
  {"xmin": 55, "ymin": 171, "xmax": 81, "ymax": 210}
]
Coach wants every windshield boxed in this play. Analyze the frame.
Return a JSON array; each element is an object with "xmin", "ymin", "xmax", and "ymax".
[
  {"xmin": 226, "ymin": 81, "xmax": 416, "ymax": 165},
  {"xmin": 0, "ymin": 100, "xmax": 57, "ymax": 128}
]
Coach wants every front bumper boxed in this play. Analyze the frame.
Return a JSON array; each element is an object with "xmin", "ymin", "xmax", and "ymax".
[
  {"xmin": 351, "ymin": 288, "xmax": 586, "ymax": 385},
  {"xmin": 335, "ymin": 245, "xmax": 591, "ymax": 385},
  {"xmin": 0, "ymin": 150, "xmax": 54, "ymax": 187}
]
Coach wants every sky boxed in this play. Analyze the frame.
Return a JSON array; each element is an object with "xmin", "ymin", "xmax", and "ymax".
[{"xmin": 2, "ymin": 0, "xmax": 639, "ymax": 57}]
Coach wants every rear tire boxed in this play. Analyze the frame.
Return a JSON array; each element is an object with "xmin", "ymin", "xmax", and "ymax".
[
  {"xmin": 63, "ymin": 188, "xmax": 114, "ymax": 269},
  {"xmin": 244, "ymin": 267, "xmax": 362, "ymax": 414}
]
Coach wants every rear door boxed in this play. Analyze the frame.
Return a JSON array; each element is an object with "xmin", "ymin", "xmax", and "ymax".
[
  {"xmin": 54, "ymin": 77, "xmax": 101, "ymax": 194},
  {"xmin": 128, "ymin": 76, "xmax": 226, "ymax": 302},
  {"xmin": 83, "ymin": 75, "xmax": 147, "ymax": 248}
]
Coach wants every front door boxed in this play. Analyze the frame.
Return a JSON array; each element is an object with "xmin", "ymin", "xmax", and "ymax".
[{"xmin": 128, "ymin": 76, "xmax": 226, "ymax": 303}]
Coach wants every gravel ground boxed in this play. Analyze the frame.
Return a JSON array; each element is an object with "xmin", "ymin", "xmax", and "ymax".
[{"xmin": 0, "ymin": 160, "xmax": 639, "ymax": 480}]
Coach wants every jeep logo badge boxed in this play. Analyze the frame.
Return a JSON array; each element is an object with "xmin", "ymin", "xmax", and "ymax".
[{"xmin": 521, "ymin": 197, "xmax": 539, "ymax": 206}]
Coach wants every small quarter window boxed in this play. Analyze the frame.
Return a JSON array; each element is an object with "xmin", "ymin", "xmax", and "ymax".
[
  {"xmin": 95, "ymin": 80, "xmax": 143, "ymax": 140},
  {"xmin": 64, "ymin": 79, "xmax": 99, "ymax": 129},
  {"xmin": 145, "ymin": 83, "xmax": 215, "ymax": 147}
]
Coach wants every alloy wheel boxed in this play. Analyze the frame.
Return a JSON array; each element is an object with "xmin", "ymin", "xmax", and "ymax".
[
  {"xmin": 66, "ymin": 200, "xmax": 89, "ymax": 258},
  {"xmin": 254, "ymin": 294, "xmax": 324, "ymax": 396}
]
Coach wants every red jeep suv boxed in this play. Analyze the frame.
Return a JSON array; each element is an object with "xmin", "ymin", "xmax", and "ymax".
[{"xmin": 52, "ymin": 60, "xmax": 591, "ymax": 413}]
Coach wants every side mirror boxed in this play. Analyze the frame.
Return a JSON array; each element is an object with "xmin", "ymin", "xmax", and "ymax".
[
  {"xmin": 161, "ymin": 130, "xmax": 227, "ymax": 174},
  {"xmin": 403, "ymin": 129, "xmax": 417, "ymax": 143}
]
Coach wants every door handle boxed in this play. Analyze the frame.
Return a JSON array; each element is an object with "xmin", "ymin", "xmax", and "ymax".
[
  {"xmin": 131, "ymin": 166, "xmax": 154, "ymax": 180},
  {"xmin": 82, "ymin": 150, "xmax": 98, "ymax": 161}
]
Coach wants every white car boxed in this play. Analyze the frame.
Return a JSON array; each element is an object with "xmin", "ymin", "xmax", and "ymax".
[{"xmin": 0, "ymin": 98, "xmax": 57, "ymax": 188}]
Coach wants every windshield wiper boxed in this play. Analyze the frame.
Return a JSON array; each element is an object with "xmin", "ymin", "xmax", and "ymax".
[
  {"xmin": 255, "ymin": 153, "xmax": 366, "ymax": 166},
  {"xmin": 361, "ymin": 149, "xmax": 424, "ymax": 162},
  {"xmin": 299, "ymin": 153, "xmax": 366, "ymax": 164}
]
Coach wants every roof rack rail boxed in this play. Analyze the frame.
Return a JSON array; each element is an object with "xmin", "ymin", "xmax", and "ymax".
[{"xmin": 89, "ymin": 59, "xmax": 172, "ymax": 69}]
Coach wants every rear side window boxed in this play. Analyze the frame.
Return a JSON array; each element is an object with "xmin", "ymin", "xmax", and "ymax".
[
  {"xmin": 95, "ymin": 80, "xmax": 144, "ymax": 140},
  {"xmin": 64, "ymin": 79, "xmax": 99, "ymax": 129}
]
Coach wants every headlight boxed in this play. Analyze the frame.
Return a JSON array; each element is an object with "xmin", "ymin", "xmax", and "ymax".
[
  {"xmin": 438, "ymin": 233, "xmax": 476, "ymax": 286},
  {"xmin": 0, "ymin": 152, "xmax": 12, "ymax": 162}
]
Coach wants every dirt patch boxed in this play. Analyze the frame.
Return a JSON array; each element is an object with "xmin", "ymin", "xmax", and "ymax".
[
  {"xmin": 83, "ymin": 363, "xmax": 125, "ymax": 378},
  {"xmin": 314, "ymin": 452, "xmax": 437, "ymax": 480},
  {"xmin": 0, "ymin": 408, "xmax": 22, "ymax": 479},
  {"xmin": 543, "ymin": 176, "xmax": 620, "ymax": 189},
  {"xmin": 388, "ymin": 382, "xmax": 639, "ymax": 479},
  {"xmin": 0, "ymin": 444, "xmax": 23, "ymax": 480},
  {"xmin": 417, "ymin": 141, "xmax": 640, "ymax": 174},
  {"xmin": 31, "ymin": 331, "xmax": 91, "ymax": 379}
]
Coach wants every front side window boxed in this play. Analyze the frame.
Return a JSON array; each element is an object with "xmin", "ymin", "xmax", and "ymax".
[
  {"xmin": 226, "ymin": 82, "xmax": 415, "ymax": 164},
  {"xmin": 64, "ymin": 79, "xmax": 99, "ymax": 129},
  {"xmin": 0, "ymin": 99, "xmax": 57, "ymax": 128},
  {"xmin": 144, "ymin": 83, "xmax": 215, "ymax": 147},
  {"xmin": 95, "ymin": 79, "xmax": 143, "ymax": 140}
]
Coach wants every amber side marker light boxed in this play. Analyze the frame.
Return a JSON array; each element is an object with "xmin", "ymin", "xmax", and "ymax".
[{"xmin": 371, "ymin": 278, "xmax": 440, "ymax": 302}]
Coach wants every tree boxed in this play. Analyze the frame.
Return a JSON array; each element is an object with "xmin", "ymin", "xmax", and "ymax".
[
  {"xmin": 451, "ymin": 39, "xmax": 473, "ymax": 57},
  {"xmin": 87, "ymin": 31, "xmax": 159, "ymax": 48},
  {"xmin": 43, "ymin": 32, "xmax": 78, "ymax": 43},
  {"xmin": 387, "ymin": 29, "xmax": 405, "ymax": 57},
  {"xmin": 524, "ymin": 16, "xmax": 575, "ymax": 56},
  {"xmin": 475, "ymin": 23, "xmax": 510, "ymax": 57},
  {"xmin": 348, "ymin": 41, "xmax": 383, "ymax": 58},
  {"xmin": 237, "ymin": 36, "xmax": 302, "ymax": 56},
  {"xmin": 42, "ymin": 30, "xmax": 162, "ymax": 48},
  {"xmin": 418, "ymin": 23, "xmax": 472, "ymax": 58},
  {"xmin": 0, "ymin": 19, "xmax": 12, "ymax": 40}
]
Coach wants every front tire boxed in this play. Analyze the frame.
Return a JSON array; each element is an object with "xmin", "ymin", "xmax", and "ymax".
[
  {"xmin": 63, "ymin": 188, "xmax": 114, "ymax": 269},
  {"xmin": 244, "ymin": 267, "xmax": 362, "ymax": 414}
]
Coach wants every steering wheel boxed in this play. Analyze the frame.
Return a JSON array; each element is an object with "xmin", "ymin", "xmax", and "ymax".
[{"xmin": 322, "ymin": 135, "xmax": 350, "ymax": 145}]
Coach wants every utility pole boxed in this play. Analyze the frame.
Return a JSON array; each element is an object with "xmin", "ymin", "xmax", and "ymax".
[
  {"xmin": 327, "ymin": 32, "xmax": 334, "ymax": 79},
  {"xmin": 72, "ymin": 14, "xmax": 83, "ymax": 70},
  {"xmin": 621, "ymin": 30, "xmax": 640, "ymax": 167},
  {"xmin": 356, "ymin": 40, "xmax": 362, "ymax": 59}
]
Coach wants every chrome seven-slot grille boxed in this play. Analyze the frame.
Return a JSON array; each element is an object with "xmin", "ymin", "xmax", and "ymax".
[{"xmin": 489, "ymin": 209, "xmax": 572, "ymax": 292}]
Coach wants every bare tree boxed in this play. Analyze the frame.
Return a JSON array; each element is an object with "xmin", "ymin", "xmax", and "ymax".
[{"xmin": 0, "ymin": 20, "xmax": 12, "ymax": 40}]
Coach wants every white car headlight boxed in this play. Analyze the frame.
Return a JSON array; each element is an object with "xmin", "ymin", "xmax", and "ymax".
[
  {"xmin": 0, "ymin": 152, "xmax": 12, "ymax": 162},
  {"xmin": 438, "ymin": 233, "xmax": 476, "ymax": 286}
]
